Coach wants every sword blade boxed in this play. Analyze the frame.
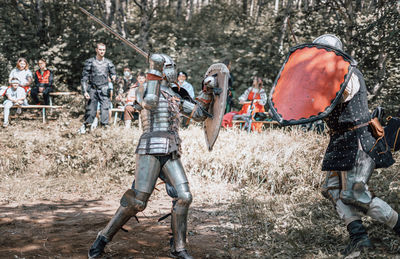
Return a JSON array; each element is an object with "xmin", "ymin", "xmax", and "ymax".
[{"xmin": 78, "ymin": 6, "xmax": 149, "ymax": 60}]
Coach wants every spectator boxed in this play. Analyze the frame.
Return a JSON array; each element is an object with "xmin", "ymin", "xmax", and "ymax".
[
  {"xmin": 79, "ymin": 42, "xmax": 116, "ymax": 133},
  {"xmin": 222, "ymin": 58, "xmax": 235, "ymax": 113},
  {"xmin": 237, "ymin": 76, "xmax": 267, "ymax": 132},
  {"xmin": 124, "ymin": 72, "xmax": 145, "ymax": 128},
  {"xmin": 177, "ymin": 71, "xmax": 195, "ymax": 99},
  {"xmin": 222, "ymin": 76, "xmax": 267, "ymax": 132},
  {"xmin": 115, "ymin": 67, "xmax": 136, "ymax": 108},
  {"xmin": 119, "ymin": 67, "xmax": 137, "ymax": 94},
  {"xmin": 9, "ymin": 58, "xmax": 33, "ymax": 93},
  {"xmin": 31, "ymin": 59, "xmax": 54, "ymax": 105},
  {"xmin": 175, "ymin": 71, "xmax": 195, "ymax": 127},
  {"xmin": 3, "ymin": 78, "xmax": 28, "ymax": 127}
]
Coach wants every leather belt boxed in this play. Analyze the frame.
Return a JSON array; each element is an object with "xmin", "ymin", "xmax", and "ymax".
[{"xmin": 328, "ymin": 122, "xmax": 369, "ymax": 136}]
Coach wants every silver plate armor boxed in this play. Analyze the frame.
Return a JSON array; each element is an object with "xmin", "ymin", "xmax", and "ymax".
[
  {"xmin": 136, "ymin": 83, "xmax": 182, "ymax": 156},
  {"xmin": 340, "ymin": 149, "xmax": 375, "ymax": 210}
]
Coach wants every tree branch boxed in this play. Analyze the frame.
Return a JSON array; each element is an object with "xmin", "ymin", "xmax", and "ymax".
[{"xmin": 133, "ymin": 0, "xmax": 143, "ymax": 11}]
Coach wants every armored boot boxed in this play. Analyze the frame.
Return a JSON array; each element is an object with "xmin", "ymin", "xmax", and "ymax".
[
  {"xmin": 88, "ymin": 189, "xmax": 148, "ymax": 258},
  {"xmin": 342, "ymin": 220, "xmax": 373, "ymax": 256},
  {"xmin": 170, "ymin": 203, "xmax": 193, "ymax": 259},
  {"xmin": 88, "ymin": 233, "xmax": 109, "ymax": 258},
  {"xmin": 171, "ymin": 249, "xmax": 194, "ymax": 259}
]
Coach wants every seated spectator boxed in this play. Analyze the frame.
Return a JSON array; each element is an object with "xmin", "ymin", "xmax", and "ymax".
[
  {"xmin": 31, "ymin": 59, "xmax": 54, "ymax": 105},
  {"xmin": 222, "ymin": 76, "xmax": 267, "ymax": 132},
  {"xmin": 3, "ymin": 78, "xmax": 28, "ymax": 127},
  {"xmin": 9, "ymin": 58, "xmax": 33, "ymax": 94},
  {"xmin": 124, "ymin": 72, "xmax": 145, "ymax": 128},
  {"xmin": 172, "ymin": 71, "xmax": 195, "ymax": 127},
  {"xmin": 115, "ymin": 67, "xmax": 136, "ymax": 106},
  {"xmin": 177, "ymin": 71, "xmax": 195, "ymax": 99}
]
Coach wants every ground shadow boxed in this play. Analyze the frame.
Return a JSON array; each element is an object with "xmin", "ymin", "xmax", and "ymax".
[{"xmin": 0, "ymin": 198, "xmax": 231, "ymax": 258}]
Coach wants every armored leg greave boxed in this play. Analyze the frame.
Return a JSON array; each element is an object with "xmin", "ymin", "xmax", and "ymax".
[
  {"xmin": 100, "ymin": 189, "xmax": 150, "ymax": 241},
  {"xmin": 321, "ymin": 171, "xmax": 362, "ymax": 225},
  {"xmin": 171, "ymin": 183, "xmax": 192, "ymax": 252},
  {"xmin": 322, "ymin": 155, "xmax": 399, "ymax": 229},
  {"xmin": 99, "ymin": 154, "xmax": 161, "ymax": 241},
  {"xmin": 162, "ymin": 158, "xmax": 192, "ymax": 253},
  {"xmin": 340, "ymin": 149, "xmax": 375, "ymax": 210}
]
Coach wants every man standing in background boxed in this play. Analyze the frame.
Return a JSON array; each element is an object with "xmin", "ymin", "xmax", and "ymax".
[{"xmin": 79, "ymin": 43, "xmax": 116, "ymax": 133}]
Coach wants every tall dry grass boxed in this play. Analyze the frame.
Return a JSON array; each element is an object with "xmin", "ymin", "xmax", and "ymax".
[{"xmin": 1, "ymin": 121, "xmax": 327, "ymax": 200}]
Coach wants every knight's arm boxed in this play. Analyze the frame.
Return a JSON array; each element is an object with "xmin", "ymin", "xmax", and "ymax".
[
  {"xmin": 142, "ymin": 54, "xmax": 164, "ymax": 110},
  {"xmin": 180, "ymin": 76, "xmax": 215, "ymax": 122}
]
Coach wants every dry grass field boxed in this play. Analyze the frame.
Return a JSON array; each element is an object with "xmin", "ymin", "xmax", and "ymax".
[{"xmin": 1, "ymin": 116, "xmax": 400, "ymax": 258}]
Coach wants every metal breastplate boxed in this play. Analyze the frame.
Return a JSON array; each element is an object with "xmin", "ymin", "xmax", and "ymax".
[{"xmin": 136, "ymin": 84, "xmax": 181, "ymax": 155}]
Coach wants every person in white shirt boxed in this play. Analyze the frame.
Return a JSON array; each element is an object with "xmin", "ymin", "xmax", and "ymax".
[
  {"xmin": 3, "ymin": 78, "xmax": 28, "ymax": 127},
  {"xmin": 8, "ymin": 58, "xmax": 33, "ymax": 93}
]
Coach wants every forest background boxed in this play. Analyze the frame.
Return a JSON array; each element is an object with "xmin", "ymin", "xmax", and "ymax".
[{"xmin": 0, "ymin": 0, "xmax": 399, "ymax": 113}]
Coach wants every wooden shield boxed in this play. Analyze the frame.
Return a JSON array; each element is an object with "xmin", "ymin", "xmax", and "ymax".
[
  {"xmin": 268, "ymin": 44, "xmax": 357, "ymax": 126},
  {"xmin": 203, "ymin": 63, "xmax": 229, "ymax": 151}
]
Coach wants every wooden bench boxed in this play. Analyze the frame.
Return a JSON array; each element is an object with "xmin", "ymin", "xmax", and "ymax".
[
  {"xmin": 111, "ymin": 107, "xmax": 124, "ymax": 125},
  {"xmin": 47, "ymin": 92, "xmax": 79, "ymax": 106},
  {"xmin": 0, "ymin": 104, "xmax": 63, "ymax": 123},
  {"xmin": 232, "ymin": 120, "xmax": 279, "ymax": 130}
]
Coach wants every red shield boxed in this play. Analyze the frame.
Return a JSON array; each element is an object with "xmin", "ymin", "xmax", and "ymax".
[{"xmin": 268, "ymin": 44, "xmax": 357, "ymax": 126}]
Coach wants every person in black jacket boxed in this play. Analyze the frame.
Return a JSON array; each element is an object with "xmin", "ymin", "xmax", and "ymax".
[
  {"xmin": 315, "ymin": 34, "xmax": 398, "ymax": 256},
  {"xmin": 31, "ymin": 59, "xmax": 53, "ymax": 105},
  {"xmin": 79, "ymin": 43, "xmax": 116, "ymax": 133}
]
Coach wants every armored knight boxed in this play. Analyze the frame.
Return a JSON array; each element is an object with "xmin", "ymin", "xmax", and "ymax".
[
  {"xmin": 88, "ymin": 53, "xmax": 218, "ymax": 259},
  {"xmin": 317, "ymin": 34, "xmax": 399, "ymax": 255}
]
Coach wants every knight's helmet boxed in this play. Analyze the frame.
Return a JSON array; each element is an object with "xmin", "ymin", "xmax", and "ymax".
[
  {"xmin": 160, "ymin": 54, "xmax": 177, "ymax": 83},
  {"xmin": 203, "ymin": 76, "xmax": 217, "ymax": 89},
  {"xmin": 313, "ymin": 34, "xmax": 343, "ymax": 51}
]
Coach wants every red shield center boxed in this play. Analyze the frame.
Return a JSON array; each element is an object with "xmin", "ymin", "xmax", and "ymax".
[{"xmin": 271, "ymin": 47, "xmax": 350, "ymax": 121}]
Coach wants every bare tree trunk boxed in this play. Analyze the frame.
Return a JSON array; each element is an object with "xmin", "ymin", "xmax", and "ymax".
[
  {"xmin": 186, "ymin": 0, "xmax": 193, "ymax": 20},
  {"xmin": 369, "ymin": 52, "xmax": 388, "ymax": 101},
  {"xmin": 177, "ymin": 0, "xmax": 182, "ymax": 17},
  {"xmin": 134, "ymin": 0, "xmax": 151, "ymax": 51},
  {"xmin": 278, "ymin": 16, "xmax": 288, "ymax": 54},
  {"xmin": 278, "ymin": 0, "xmax": 293, "ymax": 54},
  {"xmin": 115, "ymin": 0, "xmax": 127, "ymax": 37},
  {"xmin": 35, "ymin": 0, "xmax": 47, "ymax": 44},
  {"xmin": 242, "ymin": 0, "xmax": 248, "ymax": 16},
  {"xmin": 250, "ymin": 0, "xmax": 255, "ymax": 17},
  {"xmin": 303, "ymin": 0, "xmax": 308, "ymax": 11},
  {"xmin": 104, "ymin": 0, "xmax": 112, "ymax": 23},
  {"xmin": 274, "ymin": 0, "xmax": 279, "ymax": 13}
]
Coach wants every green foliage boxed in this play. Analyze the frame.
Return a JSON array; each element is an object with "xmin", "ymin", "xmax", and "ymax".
[{"xmin": 0, "ymin": 0, "xmax": 398, "ymax": 113}]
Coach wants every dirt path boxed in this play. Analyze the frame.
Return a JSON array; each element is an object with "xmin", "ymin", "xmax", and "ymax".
[{"xmin": 0, "ymin": 184, "xmax": 233, "ymax": 259}]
